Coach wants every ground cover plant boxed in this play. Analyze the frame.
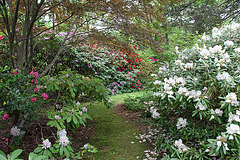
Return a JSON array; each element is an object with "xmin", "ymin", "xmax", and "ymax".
[{"xmin": 134, "ymin": 22, "xmax": 240, "ymax": 159}]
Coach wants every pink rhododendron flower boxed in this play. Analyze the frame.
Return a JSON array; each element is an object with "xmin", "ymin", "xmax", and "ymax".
[
  {"xmin": 31, "ymin": 97, "xmax": 37, "ymax": 102},
  {"xmin": 41, "ymin": 93, "xmax": 49, "ymax": 100},
  {"xmin": 11, "ymin": 68, "xmax": 20, "ymax": 75},
  {"xmin": 35, "ymin": 79, "xmax": 38, "ymax": 84},
  {"xmin": 2, "ymin": 113, "xmax": 9, "ymax": 120},
  {"xmin": 34, "ymin": 87, "xmax": 40, "ymax": 92},
  {"xmin": 30, "ymin": 71, "xmax": 39, "ymax": 78}
]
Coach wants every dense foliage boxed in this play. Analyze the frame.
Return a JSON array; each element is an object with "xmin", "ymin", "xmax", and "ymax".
[{"xmin": 128, "ymin": 22, "xmax": 240, "ymax": 159}]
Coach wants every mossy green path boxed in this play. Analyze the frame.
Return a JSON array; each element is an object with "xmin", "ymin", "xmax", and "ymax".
[{"xmin": 85, "ymin": 92, "xmax": 149, "ymax": 160}]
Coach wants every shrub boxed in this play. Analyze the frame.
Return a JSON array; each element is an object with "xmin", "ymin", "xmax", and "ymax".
[
  {"xmin": 0, "ymin": 66, "xmax": 48, "ymax": 124},
  {"xmin": 74, "ymin": 44, "xmax": 144, "ymax": 94},
  {"xmin": 40, "ymin": 69, "xmax": 109, "ymax": 105},
  {"xmin": 142, "ymin": 22, "xmax": 240, "ymax": 159}
]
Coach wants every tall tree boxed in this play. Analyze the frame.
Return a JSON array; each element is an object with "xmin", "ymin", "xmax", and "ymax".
[
  {"xmin": 165, "ymin": 0, "xmax": 240, "ymax": 34},
  {"xmin": 0, "ymin": 0, "xmax": 181, "ymax": 75}
]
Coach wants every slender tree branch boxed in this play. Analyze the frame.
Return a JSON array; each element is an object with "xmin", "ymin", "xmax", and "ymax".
[
  {"xmin": 15, "ymin": 13, "xmax": 74, "ymax": 45},
  {"xmin": 35, "ymin": 0, "xmax": 67, "ymax": 22},
  {"xmin": 0, "ymin": 25, "xmax": 8, "ymax": 36}
]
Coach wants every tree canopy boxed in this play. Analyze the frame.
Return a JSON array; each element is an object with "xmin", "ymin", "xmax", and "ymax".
[
  {"xmin": 165, "ymin": 0, "xmax": 240, "ymax": 34},
  {"xmin": 0, "ymin": 0, "xmax": 181, "ymax": 75}
]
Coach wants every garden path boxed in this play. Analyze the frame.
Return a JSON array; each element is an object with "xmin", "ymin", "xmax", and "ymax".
[{"xmin": 85, "ymin": 92, "xmax": 151, "ymax": 159}]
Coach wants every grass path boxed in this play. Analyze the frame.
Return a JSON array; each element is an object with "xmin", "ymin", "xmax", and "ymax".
[{"xmin": 85, "ymin": 92, "xmax": 150, "ymax": 160}]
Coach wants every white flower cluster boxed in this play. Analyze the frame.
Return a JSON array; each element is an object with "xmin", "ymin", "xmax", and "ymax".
[
  {"xmin": 195, "ymin": 102, "xmax": 207, "ymax": 111},
  {"xmin": 158, "ymin": 66, "xmax": 167, "ymax": 74},
  {"xmin": 178, "ymin": 87, "xmax": 188, "ymax": 95},
  {"xmin": 224, "ymin": 40, "xmax": 234, "ymax": 48},
  {"xmin": 225, "ymin": 92, "xmax": 239, "ymax": 106},
  {"xmin": 57, "ymin": 129, "xmax": 70, "ymax": 147},
  {"xmin": 150, "ymin": 107, "xmax": 160, "ymax": 119},
  {"xmin": 164, "ymin": 76, "xmax": 186, "ymax": 87},
  {"xmin": 42, "ymin": 139, "xmax": 51, "ymax": 149},
  {"xmin": 226, "ymin": 124, "xmax": 240, "ymax": 140},
  {"xmin": 174, "ymin": 139, "xmax": 189, "ymax": 153},
  {"xmin": 228, "ymin": 110, "xmax": 240, "ymax": 123},
  {"xmin": 175, "ymin": 60, "xmax": 194, "ymax": 70},
  {"xmin": 11, "ymin": 126, "xmax": 21, "ymax": 137},
  {"xmin": 210, "ymin": 108, "xmax": 223, "ymax": 120},
  {"xmin": 176, "ymin": 118, "xmax": 188, "ymax": 129},
  {"xmin": 186, "ymin": 90, "xmax": 202, "ymax": 99},
  {"xmin": 216, "ymin": 72, "xmax": 233, "ymax": 82},
  {"xmin": 216, "ymin": 135, "xmax": 229, "ymax": 150}
]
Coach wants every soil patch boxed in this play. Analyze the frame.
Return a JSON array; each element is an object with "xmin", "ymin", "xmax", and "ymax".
[
  {"xmin": 0, "ymin": 115, "xmax": 94, "ymax": 159},
  {"xmin": 113, "ymin": 103, "xmax": 150, "ymax": 132}
]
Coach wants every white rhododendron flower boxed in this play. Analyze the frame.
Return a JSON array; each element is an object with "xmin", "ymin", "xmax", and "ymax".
[
  {"xmin": 158, "ymin": 66, "xmax": 167, "ymax": 74},
  {"xmin": 185, "ymin": 63, "xmax": 193, "ymax": 69},
  {"xmin": 209, "ymin": 45, "xmax": 225, "ymax": 54},
  {"xmin": 153, "ymin": 80, "xmax": 161, "ymax": 85},
  {"xmin": 178, "ymin": 87, "xmax": 189, "ymax": 95},
  {"xmin": 212, "ymin": 27, "xmax": 222, "ymax": 38},
  {"xmin": 153, "ymin": 92, "xmax": 162, "ymax": 96},
  {"xmin": 164, "ymin": 77, "xmax": 175, "ymax": 86},
  {"xmin": 210, "ymin": 108, "xmax": 223, "ymax": 120},
  {"xmin": 151, "ymin": 74, "xmax": 157, "ymax": 77},
  {"xmin": 201, "ymin": 32, "xmax": 209, "ymax": 41},
  {"xmin": 176, "ymin": 118, "xmax": 188, "ymax": 129},
  {"xmin": 175, "ymin": 59, "xmax": 184, "ymax": 66},
  {"xmin": 174, "ymin": 77, "xmax": 186, "ymax": 87},
  {"xmin": 226, "ymin": 124, "xmax": 240, "ymax": 140},
  {"xmin": 195, "ymin": 102, "xmax": 207, "ymax": 111},
  {"xmin": 59, "ymin": 136, "xmax": 70, "ymax": 147},
  {"xmin": 216, "ymin": 72, "xmax": 233, "ymax": 82},
  {"xmin": 150, "ymin": 107, "xmax": 160, "ymax": 119},
  {"xmin": 187, "ymin": 90, "xmax": 202, "ymax": 99},
  {"xmin": 200, "ymin": 46, "xmax": 211, "ymax": 59},
  {"xmin": 11, "ymin": 126, "xmax": 21, "ymax": 137},
  {"xmin": 216, "ymin": 135, "xmax": 229, "ymax": 150},
  {"xmin": 225, "ymin": 92, "xmax": 239, "ymax": 106},
  {"xmin": 42, "ymin": 139, "xmax": 51, "ymax": 149},
  {"xmin": 174, "ymin": 139, "xmax": 189, "ymax": 153},
  {"xmin": 228, "ymin": 112, "xmax": 240, "ymax": 123},
  {"xmin": 164, "ymin": 83, "xmax": 173, "ymax": 95},
  {"xmin": 57, "ymin": 129, "xmax": 67, "ymax": 137},
  {"xmin": 224, "ymin": 40, "xmax": 234, "ymax": 47},
  {"xmin": 235, "ymin": 47, "xmax": 240, "ymax": 54}
]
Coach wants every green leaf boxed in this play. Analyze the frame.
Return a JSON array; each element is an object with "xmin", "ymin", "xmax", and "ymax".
[
  {"xmin": 0, "ymin": 154, "xmax": 7, "ymax": 160},
  {"xmin": 33, "ymin": 147, "xmax": 42, "ymax": 153},
  {"xmin": 67, "ymin": 145, "xmax": 74, "ymax": 152},
  {"xmin": 10, "ymin": 149, "xmax": 22, "ymax": 160},
  {"xmin": 46, "ymin": 121, "xmax": 54, "ymax": 126},
  {"xmin": 60, "ymin": 147, "xmax": 63, "ymax": 157},
  {"xmin": 0, "ymin": 151, "xmax": 6, "ymax": 157},
  {"xmin": 67, "ymin": 116, "xmax": 72, "ymax": 123},
  {"xmin": 49, "ymin": 147, "xmax": 56, "ymax": 153},
  {"xmin": 33, "ymin": 156, "xmax": 47, "ymax": 160},
  {"xmin": 73, "ymin": 115, "xmax": 78, "ymax": 124},
  {"xmin": 63, "ymin": 147, "xmax": 70, "ymax": 158}
]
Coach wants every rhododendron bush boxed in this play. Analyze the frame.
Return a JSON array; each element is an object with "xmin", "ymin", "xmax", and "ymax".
[
  {"xmin": 0, "ymin": 66, "xmax": 48, "ymax": 124},
  {"xmin": 144, "ymin": 23, "xmax": 240, "ymax": 159},
  {"xmin": 74, "ymin": 44, "xmax": 143, "ymax": 94}
]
